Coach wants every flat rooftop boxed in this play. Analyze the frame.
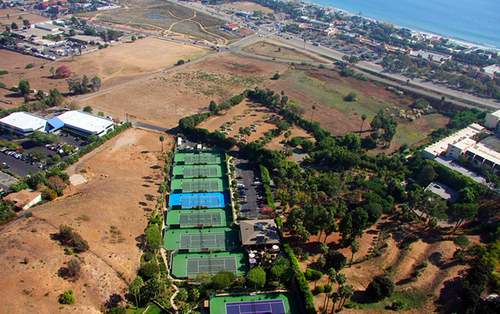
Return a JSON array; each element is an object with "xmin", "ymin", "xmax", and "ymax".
[
  {"xmin": 425, "ymin": 182, "xmax": 458, "ymax": 203},
  {"xmin": 0, "ymin": 112, "xmax": 47, "ymax": 132},
  {"xmin": 57, "ymin": 111, "xmax": 114, "ymax": 134}
]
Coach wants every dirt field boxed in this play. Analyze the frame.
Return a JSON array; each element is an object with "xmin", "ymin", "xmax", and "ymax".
[
  {"xmin": 288, "ymin": 214, "xmax": 469, "ymax": 313},
  {"xmin": 81, "ymin": 53, "xmax": 288, "ymax": 128},
  {"xmin": 242, "ymin": 40, "xmax": 322, "ymax": 62},
  {"xmin": 220, "ymin": 2, "xmax": 274, "ymax": 14},
  {"xmin": 0, "ymin": 128, "xmax": 171, "ymax": 313},
  {"xmin": 264, "ymin": 127, "xmax": 315, "ymax": 151},
  {"xmin": 0, "ymin": 37, "xmax": 207, "ymax": 107}
]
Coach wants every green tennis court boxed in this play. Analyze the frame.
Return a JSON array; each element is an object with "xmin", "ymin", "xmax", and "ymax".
[
  {"xmin": 183, "ymin": 166, "xmax": 220, "ymax": 178},
  {"xmin": 186, "ymin": 256, "xmax": 237, "ymax": 275},
  {"xmin": 167, "ymin": 208, "xmax": 232, "ymax": 227},
  {"xmin": 164, "ymin": 228, "xmax": 241, "ymax": 251},
  {"xmin": 171, "ymin": 251, "xmax": 249, "ymax": 278},
  {"xmin": 180, "ymin": 232, "xmax": 226, "ymax": 249},
  {"xmin": 179, "ymin": 211, "xmax": 222, "ymax": 226},
  {"xmin": 182, "ymin": 180, "xmax": 220, "ymax": 192},
  {"xmin": 210, "ymin": 292, "xmax": 301, "ymax": 314},
  {"xmin": 175, "ymin": 151, "xmax": 224, "ymax": 165}
]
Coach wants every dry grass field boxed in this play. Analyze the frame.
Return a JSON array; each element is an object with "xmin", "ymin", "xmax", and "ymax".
[
  {"xmin": 81, "ymin": 53, "xmax": 288, "ymax": 127},
  {"xmin": 0, "ymin": 9, "xmax": 50, "ymax": 28},
  {"xmin": 0, "ymin": 37, "xmax": 207, "ymax": 107},
  {"xmin": 220, "ymin": 2, "xmax": 274, "ymax": 14},
  {"xmin": 0, "ymin": 128, "xmax": 171, "ymax": 313}
]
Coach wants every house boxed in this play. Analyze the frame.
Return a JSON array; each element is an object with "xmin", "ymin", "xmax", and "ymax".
[
  {"xmin": 222, "ymin": 23, "xmax": 239, "ymax": 31},
  {"xmin": 239, "ymin": 219, "xmax": 280, "ymax": 249},
  {"xmin": 4, "ymin": 190, "xmax": 42, "ymax": 211}
]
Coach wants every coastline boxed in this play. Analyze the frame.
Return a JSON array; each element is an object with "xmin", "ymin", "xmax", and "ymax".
[{"xmin": 301, "ymin": 0, "xmax": 500, "ymax": 52}]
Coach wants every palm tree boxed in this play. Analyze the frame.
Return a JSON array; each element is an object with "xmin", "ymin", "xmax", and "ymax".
[
  {"xmin": 338, "ymin": 285, "xmax": 354, "ymax": 311},
  {"xmin": 350, "ymin": 241, "xmax": 360, "ymax": 266},
  {"xmin": 159, "ymin": 135, "xmax": 164, "ymax": 151},
  {"xmin": 324, "ymin": 268, "xmax": 337, "ymax": 310},
  {"xmin": 329, "ymin": 292, "xmax": 340, "ymax": 314},
  {"xmin": 312, "ymin": 104, "xmax": 317, "ymax": 122},
  {"xmin": 319, "ymin": 242, "xmax": 328, "ymax": 259},
  {"xmin": 129, "ymin": 276, "xmax": 144, "ymax": 309}
]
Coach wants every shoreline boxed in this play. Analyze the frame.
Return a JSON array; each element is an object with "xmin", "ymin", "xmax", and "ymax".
[{"xmin": 302, "ymin": 0, "xmax": 500, "ymax": 52}]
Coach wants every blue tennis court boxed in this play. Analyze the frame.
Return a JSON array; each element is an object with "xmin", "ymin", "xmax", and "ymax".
[
  {"xmin": 169, "ymin": 192, "xmax": 227, "ymax": 209},
  {"xmin": 226, "ymin": 300, "xmax": 286, "ymax": 314}
]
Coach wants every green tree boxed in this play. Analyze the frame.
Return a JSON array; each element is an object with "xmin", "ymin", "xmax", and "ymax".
[
  {"xmin": 211, "ymin": 270, "xmax": 235, "ymax": 290},
  {"xmin": 91, "ymin": 76, "xmax": 101, "ymax": 92},
  {"xmin": 190, "ymin": 288, "xmax": 200, "ymax": 302},
  {"xmin": 209, "ymin": 100, "xmax": 217, "ymax": 112},
  {"xmin": 367, "ymin": 275, "xmax": 394, "ymax": 300},
  {"xmin": 338, "ymin": 284, "xmax": 354, "ymax": 311},
  {"xmin": 417, "ymin": 164, "xmax": 437, "ymax": 186},
  {"xmin": 159, "ymin": 135, "xmax": 164, "ymax": 151},
  {"xmin": 311, "ymin": 104, "xmax": 317, "ymax": 122},
  {"xmin": 145, "ymin": 225, "xmax": 162, "ymax": 253},
  {"xmin": 451, "ymin": 203, "xmax": 479, "ymax": 232},
  {"xmin": 247, "ymin": 267, "xmax": 266, "ymax": 290},
  {"xmin": 83, "ymin": 105, "xmax": 92, "ymax": 113},
  {"xmin": 344, "ymin": 92, "xmax": 358, "ymax": 102},
  {"xmin": 139, "ymin": 262, "xmax": 159, "ymax": 280},
  {"xmin": 22, "ymin": 19, "xmax": 30, "ymax": 29},
  {"xmin": 18, "ymin": 79, "xmax": 30, "ymax": 97},
  {"xmin": 11, "ymin": 22, "xmax": 18, "ymax": 30}
]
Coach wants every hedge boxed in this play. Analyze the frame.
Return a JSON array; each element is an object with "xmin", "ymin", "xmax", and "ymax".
[
  {"xmin": 260, "ymin": 166, "xmax": 281, "ymax": 227},
  {"xmin": 259, "ymin": 165, "xmax": 270, "ymax": 184},
  {"xmin": 283, "ymin": 243, "xmax": 316, "ymax": 314},
  {"xmin": 425, "ymin": 159, "xmax": 482, "ymax": 193}
]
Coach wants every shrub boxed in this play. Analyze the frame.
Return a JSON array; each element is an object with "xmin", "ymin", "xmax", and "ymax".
[
  {"xmin": 315, "ymin": 285, "xmax": 325, "ymax": 294},
  {"xmin": 344, "ymin": 92, "xmax": 358, "ymax": 102},
  {"xmin": 55, "ymin": 66, "xmax": 71, "ymax": 79},
  {"xmin": 367, "ymin": 275, "xmax": 395, "ymax": 300},
  {"xmin": 324, "ymin": 284, "xmax": 333, "ymax": 293},
  {"xmin": 25, "ymin": 64, "xmax": 34, "ymax": 69},
  {"xmin": 289, "ymin": 137, "xmax": 302, "ymax": 147},
  {"xmin": 42, "ymin": 188, "xmax": 58, "ymax": 201},
  {"xmin": 59, "ymin": 289, "xmax": 76, "ymax": 305}
]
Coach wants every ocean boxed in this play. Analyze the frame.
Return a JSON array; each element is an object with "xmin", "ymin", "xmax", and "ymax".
[{"xmin": 311, "ymin": 0, "xmax": 500, "ymax": 49}]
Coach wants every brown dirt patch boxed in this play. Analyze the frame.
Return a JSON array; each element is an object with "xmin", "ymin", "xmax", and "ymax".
[
  {"xmin": 264, "ymin": 126, "xmax": 315, "ymax": 151},
  {"xmin": 198, "ymin": 100, "xmax": 279, "ymax": 143},
  {"xmin": 242, "ymin": 40, "xmax": 321, "ymax": 62},
  {"xmin": 82, "ymin": 53, "xmax": 288, "ymax": 127},
  {"xmin": 287, "ymin": 214, "xmax": 467, "ymax": 313},
  {"xmin": 0, "ymin": 37, "xmax": 207, "ymax": 106},
  {"xmin": 0, "ymin": 128, "xmax": 172, "ymax": 313}
]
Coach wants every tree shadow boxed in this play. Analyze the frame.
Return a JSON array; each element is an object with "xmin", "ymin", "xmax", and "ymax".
[
  {"xmin": 350, "ymin": 290, "xmax": 378, "ymax": 304},
  {"xmin": 142, "ymin": 184, "xmax": 150, "ymax": 188},
  {"xmin": 138, "ymin": 202, "xmax": 147, "ymax": 206},
  {"xmin": 104, "ymin": 293, "xmax": 124, "ymax": 309},
  {"xmin": 144, "ymin": 194, "xmax": 155, "ymax": 201},
  {"xmin": 435, "ymin": 276, "xmax": 464, "ymax": 314}
]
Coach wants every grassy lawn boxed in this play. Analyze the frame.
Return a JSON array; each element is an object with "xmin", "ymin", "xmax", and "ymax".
[
  {"xmin": 144, "ymin": 304, "xmax": 164, "ymax": 314},
  {"xmin": 287, "ymin": 70, "xmax": 395, "ymax": 119},
  {"xmin": 171, "ymin": 20, "xmax": 217, "ymax": 42},
  {"xmin": 242, "ymin": 41, "xmax": 320, "ymax": 62}
]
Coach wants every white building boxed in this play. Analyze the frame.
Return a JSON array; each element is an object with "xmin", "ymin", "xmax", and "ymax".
[
  {"xmin": 4, "ymin": 190, "xmax": 42, "ymax": 210},
  {"xmin": 57, "ymin": 111, "xmax": 114, "ymax": 137},
  {"xmin": 485, "ymin": 109, "xmax": 500, "ymax": 130},
  {"xmin": 421, "ymin": 123, "xmax": 484, "ymax": 160},
  {"xmin": 0, "ymin": 112, "xmax": 47, "ymax": 136}
]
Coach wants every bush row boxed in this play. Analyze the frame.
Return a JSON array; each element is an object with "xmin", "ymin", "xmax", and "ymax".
[
  {"xmin": 260, "ymin": 165, "xmax": 281, "ymax": 227},
  {"xmin": 283, "ymin": 243, "xmax": 316, "ymax": 314}
]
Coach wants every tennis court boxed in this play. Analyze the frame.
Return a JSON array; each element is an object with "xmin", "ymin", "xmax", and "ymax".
[
  {"xmin": 175, "ymin": 151, "xmax": 223, "ymax": 165},
  {"xmin": 166, "ymin": 208, "xmax": 231, "ymax": 227},
  {"xmin": 179, "ymin": 232, "xmax": 226, "ymax": 249},
  {"xmin": 171, "ymin": 251, "xmax": 249, "ymax": 278},
  {"xmin": 182, "ymin": 180, "xmax": 220, "ymax": 192},
  {"xmin": 186, "ymin": 256, "xmax": 237, "ymax": 276},
  {"xmin": 169, "ymin": 192, "xmax": 227, "ymax": 209},
  {"xmin": 226, "ymin": 300, "xmax": 286, "ymax": 314},
  {"xmin": 210, "ymin": 292, "xmax": 299, "ymax": 314},
  {"xmin": 163, "ymin": 227, "xmax": 240, "ymax": 251},
  {"xmin": 183, "ymin": 166, "xmax": 220, "ymax": 178}
]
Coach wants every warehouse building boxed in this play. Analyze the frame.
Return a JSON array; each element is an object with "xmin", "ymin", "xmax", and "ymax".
[
  {"xmin": 57, "ymin": 111, "xmax": 114, "ymax": 137},
  {"xmin": 0, "ymin": 112, "xmax": 47, "ymax": 136}
]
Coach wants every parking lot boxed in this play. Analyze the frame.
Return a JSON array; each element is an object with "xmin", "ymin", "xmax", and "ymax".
[
  {"xmin": 232, "ymin": 154, "xmax": 265, "ymax": 220},
  {"xmin": 0, "ymin": 131, "xmax": 89, "ymax": 179}
]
